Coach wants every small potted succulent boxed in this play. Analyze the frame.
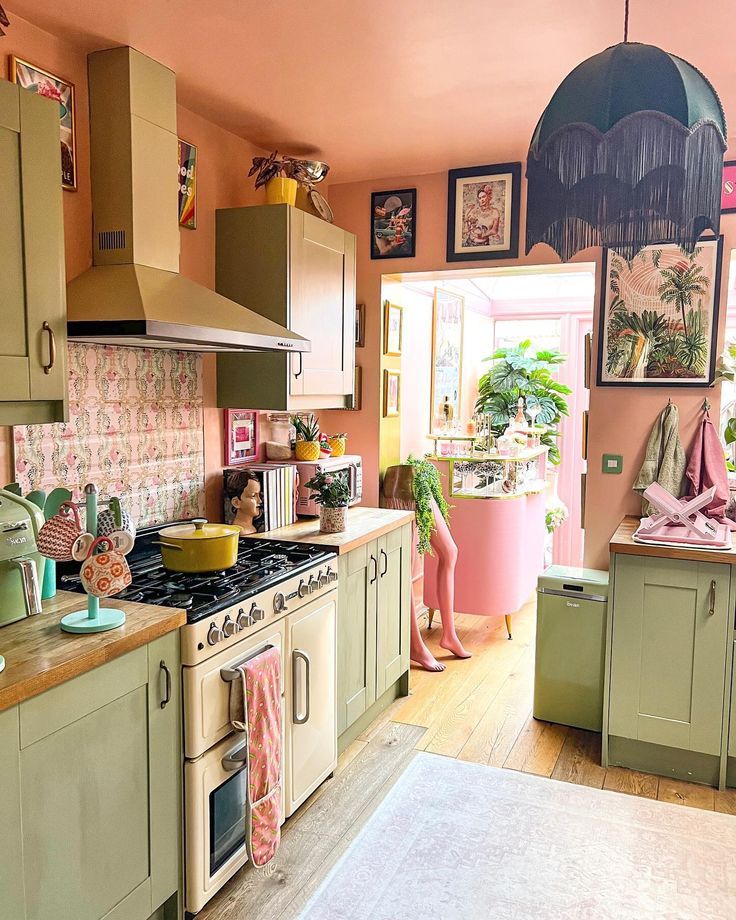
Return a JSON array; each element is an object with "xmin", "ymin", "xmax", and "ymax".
[
  {"xmin": 248, "ymin": 150, "xmax": 300, "ymax": 205},
  {"xmin": 292, "ymin": 413, "xmax": 321, "ymax": 461},
  {"xmin": 305, "ymin": 470, "xmax": 351, "ymax": 533}
]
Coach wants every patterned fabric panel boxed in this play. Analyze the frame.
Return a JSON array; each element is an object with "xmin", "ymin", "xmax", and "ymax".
[{"xmin": 13, "ymin": 344, "xmax": 205, "ymax": 527}]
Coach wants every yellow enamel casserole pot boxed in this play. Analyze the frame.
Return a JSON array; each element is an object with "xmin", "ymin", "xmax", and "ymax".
[{"xmin": 157, "ymin": 518, "xmax": 240, "ymax": 572}]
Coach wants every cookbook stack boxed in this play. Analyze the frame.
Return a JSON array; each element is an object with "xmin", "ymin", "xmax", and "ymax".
[{"xmin": 224, "ymin": 464, "xmax": 298, "ymax": 533}]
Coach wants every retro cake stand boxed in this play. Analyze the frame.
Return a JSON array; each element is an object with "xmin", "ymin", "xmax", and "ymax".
[{"xmin": 633, "ymin": 482, "xmax": 732, "ymax": 550}]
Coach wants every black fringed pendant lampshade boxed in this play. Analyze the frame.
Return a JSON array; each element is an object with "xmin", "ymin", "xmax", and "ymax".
[{"xmin": 526, "ymin": 42, "xmax": 727, "ymax": 262}]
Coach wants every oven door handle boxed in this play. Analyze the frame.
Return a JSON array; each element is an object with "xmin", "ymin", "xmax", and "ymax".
[
  {"xmin": 221, "ymin": 741, "xmax": 248, "ymax": 773},
  {"xmin": 292, "ymin": 649, "xmax": 311, "ymax": 725}
]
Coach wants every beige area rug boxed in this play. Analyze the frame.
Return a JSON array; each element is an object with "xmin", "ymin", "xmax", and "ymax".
[{"xmin": 298, "ymin": 752, "xmax": 736, "ymax": 919}]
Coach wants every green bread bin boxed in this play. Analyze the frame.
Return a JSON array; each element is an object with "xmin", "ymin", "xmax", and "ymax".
[{"xmin": 534, "ymin": 565, "xmax": 608, "ymax": 732}]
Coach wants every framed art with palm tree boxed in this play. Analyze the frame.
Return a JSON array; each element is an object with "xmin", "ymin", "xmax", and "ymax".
[{"xmin": 597, "ymin": 237, "xmax": 723, "ymax": 386}]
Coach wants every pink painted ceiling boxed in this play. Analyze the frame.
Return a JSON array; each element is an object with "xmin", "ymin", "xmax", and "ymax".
[{"xmin": 7, "ymin": 1, "xmax": 736, "ymax": 182}]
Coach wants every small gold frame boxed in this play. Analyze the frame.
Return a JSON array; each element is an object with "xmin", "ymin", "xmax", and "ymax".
[
  {"xmin": 383, "ymin": 369, "xmax": 401, "ymax": 417},
  {"xmin": 383, "ymin": 301, "xmax": 403, "ymax": 356}
]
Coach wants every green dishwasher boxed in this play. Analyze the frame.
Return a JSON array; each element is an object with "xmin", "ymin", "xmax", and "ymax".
[{"xmin": 534, "ymin": 565, "xmax": 608, "ymax": 732}]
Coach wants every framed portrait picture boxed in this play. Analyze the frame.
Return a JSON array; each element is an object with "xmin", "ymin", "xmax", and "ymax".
[
  {"xmin": 431, "ymin": 289, "xmax": 464, "ymax": 424},
  {"xmin": 446, "ymin": 162, "xmax": 521, "ymax": 262},
  {"xmin": 383, "ymin": 301, "xmax": 403, "ymax": 356},
  {"xmin": 597, "ymin": 237, "xmax": 723, "ymax": 387},
  {"xmin": 371, "ymin": 188, "xmax": 416, "ymax": 259},
  {"xmin": 383, "ymin": 370, "xmax": 401, "ymax": 417},
  {"xmin": 224, "ymin": 409, "xmax": 259, "ymax": 464},
  {"xmin": 10, "ymin": 56, "xmax": 77, "ymax": 190},
  {"xmin": 722, "ymin": 161, "xmax": 736, "ymax": 213},
  {"xmin": 178, "ymin": 139, "xmax": 197, "ymax": 229},
  {"xmin": 355, "ymin": 303, "xmax": 366, "ymax": 347}
]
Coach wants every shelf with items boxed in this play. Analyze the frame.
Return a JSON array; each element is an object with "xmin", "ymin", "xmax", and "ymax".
[{"xmin": 432, "ymin": 448, "xmax": 548, "ymax": 500}]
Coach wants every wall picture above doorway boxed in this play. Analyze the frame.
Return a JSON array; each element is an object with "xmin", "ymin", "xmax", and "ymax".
[
  {"xmin": 383, "ymin": 369, "xmax": 401, "ymax": 417},
  {"xmin": 371, "ymin": 188, "xmax": 416, "ymax": 259},
  {"xmin": 430, "ymin": 289, "xmax": 464, "ymax": 426},
  {"xmin": 446, "ymin": 162, "xmax": 521, "ymax": 262},
  {"xmin": 383, "ymin": 301, "xmax": 403, "ymax": 356},
  {"xmin": 597, "ymin": 237, "xmax": 723, "ymax": 387}
]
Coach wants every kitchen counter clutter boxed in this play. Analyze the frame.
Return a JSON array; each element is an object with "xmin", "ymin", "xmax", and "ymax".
[
  {"xmin": 605, "ymin": 516, "xmax": 736, "ymax": 790},
  {"xmin": 0, "ymin": 590, "xmax": 185, "ymax": 711}
]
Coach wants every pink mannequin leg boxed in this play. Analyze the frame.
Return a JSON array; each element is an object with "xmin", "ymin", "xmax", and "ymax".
[
  {"xmin": 428, "ymin": 497, "xmax": 470, "ymax": 659},
  {"xmin": 409, "ymin": 525, "xmax": 445, "ymax": 671}
]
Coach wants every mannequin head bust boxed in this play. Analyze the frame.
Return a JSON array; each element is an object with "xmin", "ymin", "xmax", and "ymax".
[{"xmin": 224, "ymin": 468, "xmax": 264, "ymax": 534}]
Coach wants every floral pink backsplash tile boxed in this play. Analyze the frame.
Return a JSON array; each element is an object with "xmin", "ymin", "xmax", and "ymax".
[{"xmin": 14, "ymin": 344, "xmax": 205, "ymax": 527}]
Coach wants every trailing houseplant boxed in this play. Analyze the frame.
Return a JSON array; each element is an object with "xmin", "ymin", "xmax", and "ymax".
[
  {"xmin": 406, "ymin": 455, "xmax": 450, "ymax": 554},
  {"xmin": 474, "ymin": 340, "xmax": 571, "ymax": 464},
  {"xmin": 305, "ymin": 470, "xmax": 351, "ymax": 533}
]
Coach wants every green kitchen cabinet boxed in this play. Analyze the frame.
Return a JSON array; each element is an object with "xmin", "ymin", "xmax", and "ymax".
[
  {"xmin": 605, "ymin": 552, "xmax": 732, "ymax": 785},
  {"xmin": 0, "ymin": 79, "xmax": 68, "ymax": 426},
  {"xmin": 337, "ymin": 524, "xmax": 411, "ymax": 744},
  {"xmin": 0, "ymin": 632, "xmax": 181, "ymax": 920},
  {"xmin": 215, "ymin": 204, "xmax": 356, "ymax": 411},
  {"xmin": 728, "ymin": 641, "xmax": 736, "ymax": 787}
]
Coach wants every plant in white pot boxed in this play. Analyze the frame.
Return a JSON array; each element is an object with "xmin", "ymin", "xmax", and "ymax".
[{"xmin": 305, "ymin": 469, "xmax": 351, "ymax": 534}]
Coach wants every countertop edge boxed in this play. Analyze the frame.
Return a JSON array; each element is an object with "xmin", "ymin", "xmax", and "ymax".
[{"xmin": 609, "ymin": 515, "xmax": 736, "ymax": 566}]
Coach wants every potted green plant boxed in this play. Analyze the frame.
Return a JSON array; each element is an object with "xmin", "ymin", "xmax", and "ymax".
[
  {"xmin": 474, "ymin": 340, "xmax": 571, "ymax": 464},
  {"xmin": 291, "ymin": 414, "xmax": 321, "ymax": 461},
  {"xmin": 305, "ymin": 470, "xmax": 351, "ymax": 533},
  {"xmin": 248, "ymin": 150, "xmax": 299, "ymax": 205}
]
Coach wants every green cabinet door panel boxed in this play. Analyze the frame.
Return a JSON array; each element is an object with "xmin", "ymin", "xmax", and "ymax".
[
  {"xmin": 337, "ymin": 539, "xmax": 378, "ymax": 734},
  {"xmin": 0, "ymin": 706, "xmax": 25, "ymax": 920},
  {"xmin": 609, "ymin": 554, "xmax": 730, "ymax": 756},
  {"xmin": 376, "ymin": 524, "xmax": 411, "ymax": 698},
  {"xmin": 729, "ymin": 640, "xmax": 736, "ymax": 760},
  {"xmin": 0, "ymin": 80, "xmax": 67, "ymax": 425}
]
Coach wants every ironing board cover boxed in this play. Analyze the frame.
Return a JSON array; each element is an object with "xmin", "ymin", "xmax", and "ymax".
[{"xmin": 232, "ymin": 646, "xmax": 282, "ymax": 868}]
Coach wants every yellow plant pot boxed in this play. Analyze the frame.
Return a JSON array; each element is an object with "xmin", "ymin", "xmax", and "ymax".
[
  {"xmin": 295, "ymin": 439, "xmax": 321, "ymax": 461},
  {"xmin": 327, "ymin": 436, "xmax": 347, "ymax": 458},
  {"xmin": 265, "ymin": 176, "xmax": 298, "ymax": 206}
]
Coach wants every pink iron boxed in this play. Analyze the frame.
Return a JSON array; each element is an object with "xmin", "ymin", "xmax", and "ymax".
[{"xmin": 633, "ymin": 482, "xmax": 732, "ymax": 549}]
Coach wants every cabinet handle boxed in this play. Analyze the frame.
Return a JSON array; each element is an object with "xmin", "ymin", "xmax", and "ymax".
[
  {"xmin": 292, "ymin": 649, "xmax": 311, "ymax": 724},
  {"xmin": 380, "ymin": 548, "xmax": 388, "ymax": 577},
  {"xmin": 370, "ymin": 554, "xmax": 378, "ymax": 584},
  {"xmin": 159, "ymin": 660, "xmax": 172, "ymax": 709},
  {"xmin": 293, "ymin": 351, "xmax": 303, "ymax": 379},
  {"xmin": 709, "ymin": 580, "xmax": 716, "ymax": 616},
  {"xmin": 42, "ymin": 322, "xmax": 56, "ymax": 375}
]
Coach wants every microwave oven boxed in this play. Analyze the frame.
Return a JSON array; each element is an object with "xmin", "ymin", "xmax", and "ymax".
[{"xmin": 295, "ymin": 455, "xmax": 362, "ymax": 517}]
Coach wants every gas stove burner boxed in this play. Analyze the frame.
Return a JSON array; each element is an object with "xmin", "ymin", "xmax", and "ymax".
[
  {"xmin": 267, "ymin": 553, "xmax": 290, "ymax": 564},
  {"xmin": 169, "ymin": 592, "xmax": 194, "ymax": 609}
]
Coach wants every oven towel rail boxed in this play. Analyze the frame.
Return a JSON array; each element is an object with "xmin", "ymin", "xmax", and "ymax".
[{"xmin": 228, "ymin": 646, "xmax": 282, "ymax": 868}]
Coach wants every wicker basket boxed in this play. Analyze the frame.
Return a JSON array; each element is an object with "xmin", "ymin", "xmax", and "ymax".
[{"xmin": 295, "ymin": 439, "xmax": 321, "ymax": 461}]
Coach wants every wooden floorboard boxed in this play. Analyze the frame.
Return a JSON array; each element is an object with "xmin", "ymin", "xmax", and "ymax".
[
  {"xmin": 504, "ymin": 714, "xmax": 569, "ymax": 777},
  {"xmin": 551, "ymin": 728, "xmax": 607, "ymax": 788},
  {"xmin": 657, "ymin": 778, "xmax": 716, "ymax": 811}
]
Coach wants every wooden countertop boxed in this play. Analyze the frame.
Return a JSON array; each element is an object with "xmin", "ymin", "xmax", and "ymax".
[
  {"xmin": 610, "ymin": 516, "xmax": 736, "ymax": 565},
  {"xmin": 0, "ymin": 591, "xmax": 185, "ymax": 712},
  {"xmin": 245, "ymin": 506, "xmax": 414, "ymax": 555}
]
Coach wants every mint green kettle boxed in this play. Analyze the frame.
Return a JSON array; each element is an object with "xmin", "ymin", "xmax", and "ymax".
[{"xmin": 0, "ymin": 488, "xmax": 46, "ymax": 628}]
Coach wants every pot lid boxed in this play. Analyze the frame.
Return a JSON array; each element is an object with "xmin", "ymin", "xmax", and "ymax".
[{"xmin": 160, "ymin": 519, "xmax": 240, "ymax": 540}]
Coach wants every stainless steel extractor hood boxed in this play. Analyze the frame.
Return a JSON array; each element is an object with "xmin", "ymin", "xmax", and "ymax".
[{"xmin": 67, "ymin": 46, "xmax": 310, "ymax": 354}]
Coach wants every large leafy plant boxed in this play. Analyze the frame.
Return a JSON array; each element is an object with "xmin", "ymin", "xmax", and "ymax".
[{"xmin": 474, "ymin": 340, "xmax": 571, "ymax": 464}]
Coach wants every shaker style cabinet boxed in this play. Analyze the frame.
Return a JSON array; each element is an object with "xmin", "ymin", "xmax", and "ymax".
[
  {"xmin": 0, "ymin": 633, "xmax": 181, "ymax": 920},
  {"xmin": 605, "ymin": 550, "xmax": 733, "ymax": 786},
  {"xmin": 215, "ymin": 204, "xmax": 356, "ymax": 411},
  {"xmin": 336, "ymin": 524, "xmax": 411, "ymax": 741},
  {"xmin": 0, "ymin": 80, "xmax": 68, "ymax": 426}
]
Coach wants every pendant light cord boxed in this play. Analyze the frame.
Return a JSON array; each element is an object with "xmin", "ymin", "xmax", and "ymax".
[{"xmin": 624, "ymin": 0, "xmax": 630, "ymax": 42}]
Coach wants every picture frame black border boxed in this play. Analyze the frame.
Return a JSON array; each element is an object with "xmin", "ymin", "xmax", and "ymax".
[
  {"xmin": 595, "ymin": 234, "xmax": 723, "ymax": 388},
  {"xmin": 722, "ymin": 160, "xmax": 736, "ymax": 214},
  {"xmin": 446, "ymin": 161, "xmax": 521, "ymax": 262},
  {"xmin": 370, "ymin": 187, "xmax": 417, "ymax": 260}
]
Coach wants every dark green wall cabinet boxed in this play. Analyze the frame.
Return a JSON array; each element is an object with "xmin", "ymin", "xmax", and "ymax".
[{"xmin": 0, "ymin": 81, "xmax": 68, "ymax": 425}]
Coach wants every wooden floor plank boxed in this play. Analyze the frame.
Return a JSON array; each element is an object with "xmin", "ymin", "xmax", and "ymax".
[
  {"xmin": 551, "ymin": 728, "xmax": 606, "ymax": 788},
  {"xmin": 657, "ymin": 778, "xmax": 715, "ymax": 811},
  {"xmin": 714, "ymin": 787, "xmax": 736, "ymax": 816},
  {"xmin": 504, "ymin": 715, "xmax": 569, "ymax": 777},
  {"xmin": 603, "ymin": 766, "xmax": 659, "ymax": 799}
]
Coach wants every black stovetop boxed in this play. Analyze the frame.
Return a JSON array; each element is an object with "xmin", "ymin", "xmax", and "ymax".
[{"xmin": 58, "ymin": 522, "xmax": 335, "ymax": 623}]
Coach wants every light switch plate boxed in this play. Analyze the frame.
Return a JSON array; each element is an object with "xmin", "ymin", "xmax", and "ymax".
[{"xmin": 602, "ymin": 453, "xmax": 623, "ymax": 474}]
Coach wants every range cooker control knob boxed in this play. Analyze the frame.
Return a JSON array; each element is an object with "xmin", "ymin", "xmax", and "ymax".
[
  {"xmin": 318, "ymin": 570, "xmax": 328, "ymax": 587},
  {"xmin": 327, "ymin": 567, "xmax": 338, "ymax": 583},
  {"xmin": 273, "ymin": 592, "xmax": 287, "ymax": 613},
  {"xmin": 222, "ymin": 615, "xmax": 238, "ymax": 637},
  {"xmin": 250, "ymin": 603, "xmax": 265, "ymax": 622},
  {"xmin": 298, "ymin": 579, "xmax": 309, "ymax": 598},
  {"xmin": 207, "ymin": 623, "xmax": 224, "ymax": 646},
  {"xmin": 236, "ymin": 607, "xmax": 254, "ymax": 630},
  {"xmin": 308, "ymin": 575, "xmax": 319, "ymax": 592}
]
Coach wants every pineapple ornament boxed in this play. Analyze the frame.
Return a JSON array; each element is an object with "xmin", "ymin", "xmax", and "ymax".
[{"xmin": 292, "ymin": 413, "xmax": 321, "ymax": 461}]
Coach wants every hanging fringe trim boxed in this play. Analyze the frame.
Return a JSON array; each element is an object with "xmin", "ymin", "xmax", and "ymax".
[{"xmin": 526, "ymin": 111, "xmax": 726, "ymax": 261}]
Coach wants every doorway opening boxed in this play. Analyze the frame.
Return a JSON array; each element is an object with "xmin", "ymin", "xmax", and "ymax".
[{"xmin": 380, "ymin": 263, "xmax": 596, "ymax": 568}]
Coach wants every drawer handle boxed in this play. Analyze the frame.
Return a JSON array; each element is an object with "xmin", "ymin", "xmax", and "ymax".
[
  {"xmin": 380, "ymin": 548, "xmax": 388, "ymax": 577},
  {"xmin": 709, "ymin": 580, "xmax": 716, "ymax": 617},
  {"xmin": 292, "ymin": 649, "xmax": 311, "ymax": 724},
  {"xmin": 370, "ymin": 554, "xmax": 378, "ymax": 584},
  {"xmin": 42, "ymin": 322, "xmax": 56, "ymax": 375},
  {"xmin": 159, "ymin": 660, "xmax": 172, "ymax": 709},
  {"xmin": 293, "ymin": 351, "xmax": 303, "ymax": 379}
]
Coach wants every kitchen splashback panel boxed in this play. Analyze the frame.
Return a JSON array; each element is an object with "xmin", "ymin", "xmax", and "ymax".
[{"xmin": 14, "ymin": 344, "xmax": 205, "ymax": 526}]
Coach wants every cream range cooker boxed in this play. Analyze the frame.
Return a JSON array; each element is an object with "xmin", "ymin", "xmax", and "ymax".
[{"xmin": 60, "ymin": 530, "xmax": 338, "ymax": 916}]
